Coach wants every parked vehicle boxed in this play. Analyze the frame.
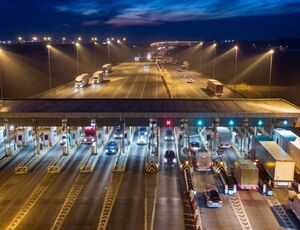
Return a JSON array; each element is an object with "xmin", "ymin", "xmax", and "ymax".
[
  {"xmin": 252, "ymin": 140, "xmax": 295, "ymax": 187},
  {"xmin": 75, "ymin": 73, "xmax": 91, "ymax": 87},
  {"xmin": 92, "ymin": 70, "xmax": 104, "ymax": 84},
  {"xmin": 234, "ymin": 159, "xmax": 259, "ymax": 190}
]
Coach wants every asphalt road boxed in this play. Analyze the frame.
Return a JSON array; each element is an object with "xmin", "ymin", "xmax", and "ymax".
[{"xmin": 37, "ymin": 62, "xmax": 169, "ymax": 99}]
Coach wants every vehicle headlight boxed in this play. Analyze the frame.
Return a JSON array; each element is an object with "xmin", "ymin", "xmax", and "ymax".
[
  {"xmin": 105, "ymin": 149, "xmax": 108, "ymax": 152},
  {"xmin": 172, "ymin": 159, "xmax": 176, "ymax": 163},
  {"xmin": 164, "ymin": 158, "xmax": 167, "ymax": 163},
  {"xmin": 84, "ymin": 138, "xmax": 87, "ymax": 142}
]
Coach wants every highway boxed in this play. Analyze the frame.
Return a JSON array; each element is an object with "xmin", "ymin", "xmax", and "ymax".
[
  {"xmin": 36, "ymin": 61, "xmax": 241, "ymax": 99},
  {"xmin": 37, "ymin": 62, "xmax": 169, "ymax": 99}
]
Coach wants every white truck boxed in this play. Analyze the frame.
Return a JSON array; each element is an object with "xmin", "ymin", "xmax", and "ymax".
[
  {"xmin": 234, "ymin": 159, "xmax": 259, "ymax": 190},
  {"xmin": 253, "ymin": 140, "xmax": 295, "ymax": 187},
  {"xmin": 216, "ymin": 127, "xmax": 232, "ymax": 149},
  {"xmin": 75, "ymin": 73, "xmax": 91, "ymax": 88},
  {"xmin": 289, "ymin": 193, "xmax": 300, "ymax": 221},
  {"xmin": 102, "ymin": 63, "xmax": 112, "ymax": 73},
  {"xmin": 193, "ymin": 151, "xmax": 211, "ymax": 171},
  {"xmin": 92, "ymin": 70, "xmax": 104, "ymax": 84},
  {"xmin": 273, "ymin": 128, "xmax": 300, "ymax": 174}
]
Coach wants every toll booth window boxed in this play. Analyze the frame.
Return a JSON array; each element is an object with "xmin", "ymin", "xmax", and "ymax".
[
  {"xmin": 44, "ymin": 135, "xmax": 48, "ymax": 140},
  {"xmin": 18, "ymin": 135, "xmax": 22, "ymax": 141}
]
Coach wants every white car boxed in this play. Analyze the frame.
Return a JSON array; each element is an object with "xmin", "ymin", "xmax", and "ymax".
[
  {"xmin": 60, "ymin": 134, "xmax": 67, "ymax": 145},
  {"xmin": 187, "ymin": 78, "xmax": 194, "ymax": 83}
]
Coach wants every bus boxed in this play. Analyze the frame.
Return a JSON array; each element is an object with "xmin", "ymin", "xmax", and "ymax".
[
  {"xmin": 83, "ymin": 127, "xmax": 96, "ymax": 144},
  {"xmin": 207, "ymin": 79, "xmax": 223, "ymax": 96}
]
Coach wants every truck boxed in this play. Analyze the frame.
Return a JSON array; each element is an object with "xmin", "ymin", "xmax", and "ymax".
[
  {"xmin": 273, "ymin": 128, "xmax": 300, "ymax": 174},
  {"xmin": 92, "ymin": 70, "xmax": 105, "ymax": 84},
  {"xmin": 216, "ymin": 127, "xmax": 232, "ymax": 149},
  {"xmin": 102, "ymin": 63, "xmax": 112, "ymax": 73},
  {"xmin": 288, "ymin": 193, "xmax": 300, "ymax": 221},
  {"xmin": 193, "ymin": 150, "xmax": 211, "ymax": 171},
  {"xmin": 83, "ymin": 127, "xmax": 96, "ymax": 144},
  {"xmin": 75, "ymin": 73, "xmax": 91, "ymax": 88},
  {"xmin": 253, "ymin": 140, "xmax": 295, "ymax": 187},
  {"xmin": 207, "ymin": 79, "xmax": 223, "ymax": 96},
  {"xmin": 234, "ymin": 159, "xmax": 259, "ymax": 190}
]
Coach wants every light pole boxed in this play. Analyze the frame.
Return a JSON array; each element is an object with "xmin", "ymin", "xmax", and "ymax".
[
  {"xmin": 268, "ymin": 49, "xmax": 274, "ymax": 98},
  {"xmin": 213, "ymin": 43, "xmax": 217, "ymax": 78},
  {"xmin": 94, "ymin": 42, "xmax": 97, "ymax": 67},
  {"xmin": 107, "ymin": 40, "xmax": 111, "ymax": 62},
  {"xmin": 234, "ymin": 46, "xmax": 238, "ymax": 91},
  {"xmin": 47, "ymin": 45, "xmax": 52, "ymax": 89},
  {"xmin": 75, "ymin": 42, "xmax": 80, "ymax": 75},
  {"xmin": 199, "ymin": 42, "xmax": 203, "ymax": 71},
  {"xmin": 0, "ymin": 48, "xmax": 3, "ymax": 98}
]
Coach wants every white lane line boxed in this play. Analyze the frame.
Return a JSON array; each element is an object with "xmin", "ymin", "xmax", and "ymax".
[
  {"xmin": 150, "ymin": 173, "xmax": 159, "ymax": 230},
  {"xmin": 266, "ymin": 196, "xmax": 296, "ymax": 229},
  {"xmin": 140, "ymin": 64, "xmax": 150, "ymax": 99},
  {"xmin": 229, "ymin": 192, "xmax": 253, "ymax": 230},
  {"xmin": 144, "ymin": 175, "xmax": 148, "ymax": 230}
]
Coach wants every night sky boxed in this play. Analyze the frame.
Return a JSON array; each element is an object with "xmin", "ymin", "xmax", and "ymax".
[{"xmin": 1, "ymin": 0, "xmax": 300, "ymax": 41}]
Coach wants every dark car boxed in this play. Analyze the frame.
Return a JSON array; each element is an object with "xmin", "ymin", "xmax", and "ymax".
[
  {"xmin": 164, "ymin": 150, "xmax": 176, "ymax": 165},
  {"xmin": 203, "ymin": 189, "xmax": 222, "ymax": 208},
  {"xmin": 105, "ymin": 141, "xmax": 118, "ymax": 155}
]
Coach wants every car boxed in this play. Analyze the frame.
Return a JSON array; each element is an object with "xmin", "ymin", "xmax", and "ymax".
[
  {"xmin": 60, "ymin": 134, "xmax": 67, "ymax": 145},
  {"xmin": 105, "ymin": 141, "xmax": 118, "ymax": 155},
  {"xmin": 138, "ymin": 127, "xmax": 148, "ymax": 136},
  {"xmin": 203, "ymin": 189, "xmax": 222, "ymax": 208},
  {"xmin": 164, "ymin": 129, "xmax": 174, "ymax": 141},
  {"xmin": 164, "ymin": 150, "xmax": 176, "ymax": 165},
  {"xmin": 137, "ymin": 134, "xmax": 147, "ymax": 145},
  {"xmin": 187, "ymin": 78, "xmax": 194, "ymax": 83},
  {"xmin": 189, "ymin": 141, "xmax": 201, "ymax": 151},
  {"xmin": 113, "ymin": 127, "xmax": 123, "ymax": 139}
]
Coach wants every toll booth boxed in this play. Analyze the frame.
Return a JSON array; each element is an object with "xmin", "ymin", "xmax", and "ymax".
[
  {"xmin": 43, "ymin": 127, "xmax": 56, "ymax": 147},
  {"xmin": 0, "ymin": 126, "xmax": 5, "ymax": 142},
  {"xmin": 69, "ymin": 127, "xmax": 82, "ymax": 146},
  {"xmin": 16, "ymin": 127, "xmax": 32, "ymax": 147},
  {"xmin": 5, "ymin": 142, "xmax": 15, "ymax": 156}
]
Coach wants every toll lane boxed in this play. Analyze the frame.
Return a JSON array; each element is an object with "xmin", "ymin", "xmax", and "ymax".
[
  {"xmin": 107, "ymin": 133, "xmax": 147, "ymax": 230},
  {"xmin": 153, "ymin": 129, "xmax": 185, "ymax": 230},
  {"xmin": 0, "ymin": 142, "xmax": 62, "ymax": 229},
  {"xmin": 14, "ymin": 144, "xmax": 90, "ymax": 230},
  {"xmin": 60, "ymin": 147, "xmax": 116, "ymax": 229}
]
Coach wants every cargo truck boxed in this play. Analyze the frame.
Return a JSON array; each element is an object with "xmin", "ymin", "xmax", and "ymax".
[
  {"xmin": 273, "ymin": 128, "xmax": 300, "ymax": 174},
  {"xmin": 75, "ymin": 73, "xmax": 91, "ymax": 87},
  {"xmin": 216, "ymin": 127, "xmax": 232, "ymax": 149},
  {"xmin": 289, "ymin": 193, "xmax": 300, "ymax": 221},
  {"xmin": 92, "ymin": 70, "xmax": 104, "ymax": 84},
  {"xmin": 253, "ymin": 140, "xmax": 295, "ymax": 187},
  {"xmin": 102, "ymin": 63, "xmax": 112, "ymax": 73},
  {"xmin": 234, "ymin": 159, "xmax": 259, "ymax": 190}
]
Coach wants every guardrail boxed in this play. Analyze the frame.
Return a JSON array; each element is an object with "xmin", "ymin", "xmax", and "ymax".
[
  {"xmin": 155, "ymin": 60, "xmax": 173, "ymax": 99},
  {"xmin": 188, "ymin": 190, "xmax": 203, "ymax": 230}
]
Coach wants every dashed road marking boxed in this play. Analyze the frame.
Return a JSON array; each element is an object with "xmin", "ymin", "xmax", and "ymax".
[
  {"xmin": 97, "ymin": 172, "xmax": 124, "ymax": 230},
  {"xmin": 51, "ymin": 172, "xmax": 91, "ymax": 230},
  {"xmin": 6, "ymin": 173, "xmax": 57, "ymax": 230},
  {"xmin": 266, "ymin": 196, "xmax": 296, "ymax": 229},
  {"xmin": 229, "ymin": 192, "xmax": 253, "ymax": 230}
]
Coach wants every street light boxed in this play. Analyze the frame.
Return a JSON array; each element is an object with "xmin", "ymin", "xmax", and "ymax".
[
  {"xmin": 199, "ymin": 42, "xmax": 203, "ymax": 70},
  {"xmin": 0, "ymin": 47, "xmax": 3, "ymax": 98},
  {"xmin": 268, "ymin": 49, "xmax": 274, "ymax": 98},
  {"xmin": 107, "ymin": 40, "xmax": 111, "ymax": 62},
  {"xmin": 62, "ymin": 37, "xmax": 66, "ymax": 44},
  {"xmin": 46, "ymin": 45, "xmax": 52, "ymax": 89},
  {"xmin": 75, "ymin": 42, "xmax": 80, "ymax": 75},
  {"xmin": 233, "ymin": 46, "xmax": 238, "ymax": 90},
  {"xmin": 117, "ymin": 39, "xmax": 121, "ymax": 44},
  {"xmin": 93, "ymin": 42, "xmax": 98, "ymax": 67},
  {"xmin": 213, "ymin": 43, "xmax": 217, "ymax": 78}
]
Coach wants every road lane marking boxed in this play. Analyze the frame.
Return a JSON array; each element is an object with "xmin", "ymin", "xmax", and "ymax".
[
  {"xmin": 50, "ymin": 172, "xmax": 91, "ymax": 230},
  {"xmin": 6, "ymin": 174, "xmax": 58, "ymax": 230},
  {"xmin": 266, "ymin": 196, "xmax": 296, "ymax": 229},
  {"xmin": 229, "ymin": 192, "xmax": 253, "ymax": 230},
  {"xmin": 144, "ymin": 175, "xmax": 148, "ymax": 230},
  {"xmin": 150, "ymin": 173, "xmax": 159, "ymax": 230}
]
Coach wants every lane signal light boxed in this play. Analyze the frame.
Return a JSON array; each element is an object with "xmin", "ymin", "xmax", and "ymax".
[
  {"xmin": 257, "ymin": 120, "xmax": 263, "ymax": 126},
  {"xmin": 229, "ymin": 120, "xmax": 234, "ymax": 126},
  {"xmin": 282, "ymin": 120, "xmax": 288, "ymax": 126},
  {"xmin": 197, "ymin": 120, "xmax": 203, "ymax": 126},
  {"xmin": 165, "ymin": 119, "xmax": 173, "ymax": 127}
]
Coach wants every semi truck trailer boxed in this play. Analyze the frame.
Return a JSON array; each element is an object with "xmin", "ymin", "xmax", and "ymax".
[
  {"xmin": 253, "ymin": 140, "xmax": 295, "ymax": 187},
  {"xmin": 234, "ymin": 159, "xmax": 259, "ymax": 190}
]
